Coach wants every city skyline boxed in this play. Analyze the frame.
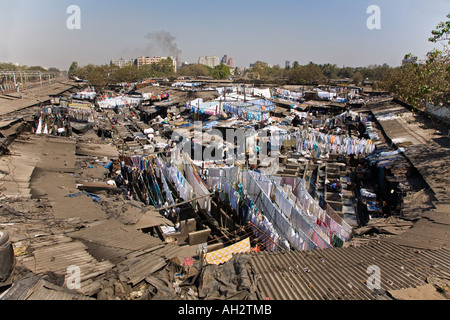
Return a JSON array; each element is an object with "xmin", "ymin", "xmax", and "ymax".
[{"xmin": 0, "ymin": 0, "xmax": 449, "ymax": 70}]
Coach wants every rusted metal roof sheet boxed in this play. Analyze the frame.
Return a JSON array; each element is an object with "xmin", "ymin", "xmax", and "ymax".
[
  {"xmin": 67, "ymin": 219, "xmax": 163, "ymax": 252},
  {"xmin": 81, "ymin": 241, "xmax": 132, "ymax": 265},
  {"xmin": 25, "ymin": 279, "xmax": 94, "ymax": 300},
  {"xmin": 246, "ymin": 241, "xmax": 450, "ymax": 300},
  {"xmin": 18, "ymin": 237, "xmax": 114, "ymax": 294},
  {"xmin": 1, "ymin": 273, "xmax": 93, "ymax": 300},
  {"xmin": 151, "ymin": 243, "xmax": 184, "ymax": 260},
  {"xmin": 116, "ymin": 252, "xmax": 167, "ymax": 285}
]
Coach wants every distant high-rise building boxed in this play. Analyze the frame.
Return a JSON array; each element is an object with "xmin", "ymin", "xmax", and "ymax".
[
  {"xmin": 205, "ymin": 56, "xmax": 212, "ymax": 67},
  {"xmin": 198, "ymin": 55, "xmax": 221, "ymax": 68},
  {"xmin": 136, "ymin": 56, "xmax": 176, "ymax": 71},
  {"xmin": 110, "ymin": 58, "xmax": 135, "ymax": 68},
  {"xmin": 212, "ymin": 56, "xmax": 220, "ymax": 67},
  {"xmin": 285, "ymin": 60, "xmax": 291, "ymax": 69},
  {"xmin": 221, "ymin": 55, "xmax": 228, "ymax": 65},
  {"xmin": 228, "ymin": 57, "xmax": 235, "ymax": 69}
]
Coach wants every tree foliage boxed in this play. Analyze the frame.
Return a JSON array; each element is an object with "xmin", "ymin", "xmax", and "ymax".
[
  {"xmin": 68, "ymin": 61, "xmax": 78, "ymax": 76},
  {"xmin": 243, "ymin": 61, "xmax": 391, "ymax": 85},
  {"xmin": 429, "ymin": 13, "xmax": 450, "ymax": 45},
  {"xmin": 285, "ymin": 62, "xmax": 324, "ymax": 84},
  {"xmin": 70, "ymin": 58, "xmax": 176, "ymax": 90},
  {"xmin": 178, "ymin": 64, "xmax": 213, "ymax": 77},
  {"xmin": 212, "ymin": 63, "xmax": 231, "ymax": 80},
  {"xmin": 378, "ymin": 15, "xmax": 450, "ymax": 107},
  {"xmin": 378, "ymin": 49, "xmax": 449, "ymax": 107}
]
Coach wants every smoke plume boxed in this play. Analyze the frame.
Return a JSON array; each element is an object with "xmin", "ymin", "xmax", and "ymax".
[{"xmin": 144, "ymin": 31, "xmax": 182, "ymax": 57}]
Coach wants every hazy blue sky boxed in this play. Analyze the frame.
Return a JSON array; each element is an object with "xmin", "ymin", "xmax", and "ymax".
[{"xmin": 0, "ymin": 0, "xmax": 449, "ymax": 70}]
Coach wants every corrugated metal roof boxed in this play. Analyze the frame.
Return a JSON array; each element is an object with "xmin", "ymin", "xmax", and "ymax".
[
  {"xmin": 116, "ymin": 252, "xmax": 167, "ymax": 285},
  {"xmin": 1, "ymin": 273, "xmax": 94, "ymax": 300},
  {"xmin": 81, "ymin": 241, "xmax": 132, "ymax": 265},
  {"xmin": 245, "ymin": 241, "xmax": 450, "ymax": 300},
  {"xmin": 25, "ymin": 279, "xmax": 94, "ymax": 300},
  {"xmin": 67, "ymin": 219, "xmax": 163, "ymax": 252},
  {"xmin": 18, "ymin": 237, "xmax": 114, "ymax": 294},
  {"xmin": 151, "ymin": 243, "xmax": 184, "ymax": 260},
  {"xmin": 19, "ymin": 239, "xmax": 113, "ymax": 275}
]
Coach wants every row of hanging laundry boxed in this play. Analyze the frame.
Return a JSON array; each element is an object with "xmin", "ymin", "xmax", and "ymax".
[
  {"xmin": 250, "ymin": 171, "xmax": 352, "ymax": 247},
  {"xmin": 249, "ymin": 171, "xmax": 333, "ymax": 250},
  {"xmin": 187, "ymin": 101, "xmax": 223, "ymax": 116},
  {"xmin": 222, "ymin": 101, "xmax": 273, "ymax": 121},
  {"xmin": 332, "ymin": 110, "xmax": 363, "ymax": 123},
  {"xmin": 203, "ymin": 166, "xmax": 287, "ymax": 251},
  {"xmin": 97, "ymin": 95, "xmax": 142, "ymax": 109},
  {"xmin": 243, "ymin": 170, "xmax": 324, "ymax": 251},
  {"xmin": 158, "ymin": 157, "xmax": 194, "ymax": 203},
  {"xmin": 272, "ymin": 175, "xmax": 352, "ymax": 242},
  {"xmin": 183, "ymin": 154, "xmax": 212, "ymax": 213},
  {"xmin": 35, "ymin": 114, "xmax": 71, "ymax": 136},
  {"xmin": 270, "ymin": 129, "xmax": 376, "ymax": 156},
  {"xmin": 120, "ymin": 156, "xmax": 168, "ymax": 208},
  {"xmin": 142, "ymin": 92, "xmax": 170, "ymax": 101},
  {"xmin": 271, "ymin": 175, "xmax": 352, "ymax": 242},
  {"xmin": 236, "ymin": 179, "xmax": 289, "ymax": 251}
]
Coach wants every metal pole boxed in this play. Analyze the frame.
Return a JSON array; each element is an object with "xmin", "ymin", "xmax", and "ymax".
[
  {"xmin": 20, "ymin": 72, "xmax": 24, "ymax": 91},
  {"xmin": 158, "ymin": 192, "xmax": 215, "ymax": 211}
]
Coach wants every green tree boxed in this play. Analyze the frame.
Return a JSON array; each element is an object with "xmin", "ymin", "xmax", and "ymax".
[
  {"xmin": 352, "ymin": 72, "xmax": 364, "ymax": 85},
  {"xmin": 286, "ymin": 62, "xmax": 324, "ymax": 84},
  {"xmin": 137, "ymin": 58, "xmax": 175, "ymax": 79},
  {"xmin": 138, "ymin": 64, "xmax": 156, "ymax": 79},
  {"xmin": 212, "ymin": 63, "xmax": 231, "ymax": 80},
  {"xmin": 68, "ymin": 61, "xmax": 78, "ymax": 77},
  {"xmin": 48, "ymin": 67, "xmax": 61, "ymax": 77},
  {"xmin": 0, "ymin": 62, "xmax": 19, "ymax": 71},
  {"xmin": 247, "ymin": 61, "xmax": 271, "ymax": 80},
  {"xmin": 337, "ymin": 66, "xmax": 355, "ymax": 79},
  {"xmin": 177, "ymin": 64, "xmax": 213, "ymax": 77},
  {"xmin": 378, "ymin": 15, "xmax": 450, "ymax": 107},
  {"xmin": 379, "ymin": 50, "xmax": 449, "ymax": 107},
  {"xmin": 27, "ymin": 66, "xmax": 47, "ymax": 72},
  {"xmin": 76, "ymin": 64, "xmax": 113, "ymax": 90},
  {"xmin": 113, "ymin": 64, "xmax": 139, "ymax": 83},
  {"xmin": 429, "ymin": 13, "xmax": 450, "ymax": 45},
  {"xmin": 153, "ymin": 58, "xmax": 176, "ymax": 76},
  {"xmin": 319, "ymin": 63, "xmax": 339, "ymax": 79}
]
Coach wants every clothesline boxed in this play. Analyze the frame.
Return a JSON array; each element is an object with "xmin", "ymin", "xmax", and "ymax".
[
  {"xmin": 270, "ymin": 128, "xmax": 376, "ymax": 156},
  {"xmin": 247, "ymin": 171, "xmax": 329, "ymax": 250}
]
